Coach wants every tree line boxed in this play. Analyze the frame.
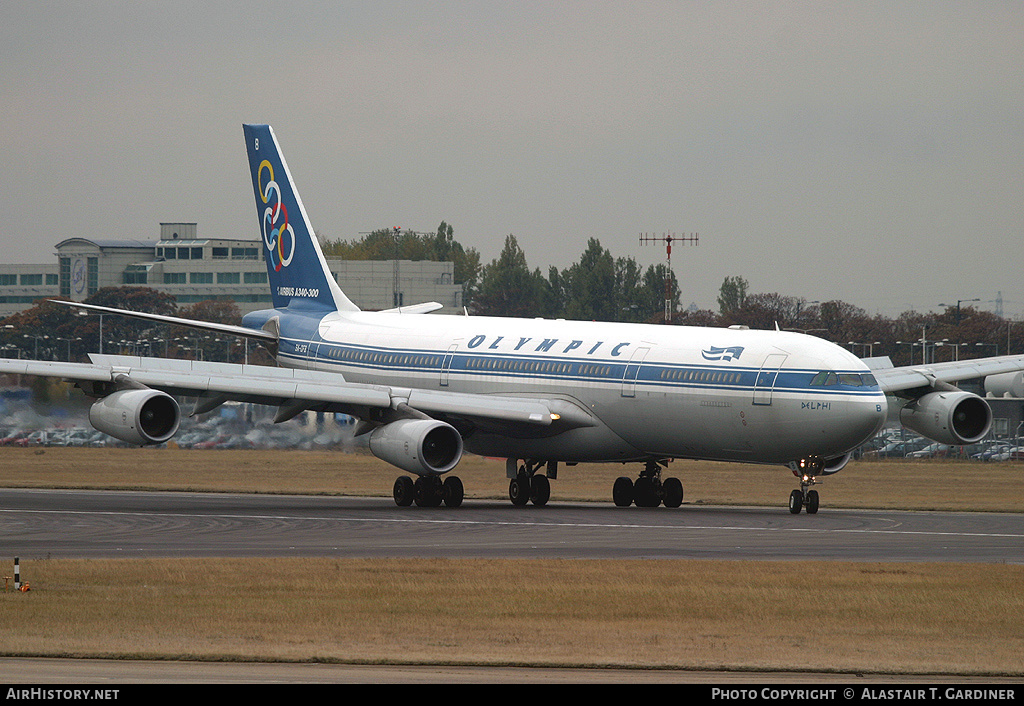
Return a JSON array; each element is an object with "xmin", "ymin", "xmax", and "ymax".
[
  {"xmin": 704, "ymin": 275, "xmax": 1019, "ymax": 367},
  {"xmin": 321, "ymin": 224, "xmax": 680, "ymax": 323}
]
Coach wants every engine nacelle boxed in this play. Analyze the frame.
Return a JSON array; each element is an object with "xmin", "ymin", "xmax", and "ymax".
[
  {"xmin": 899, "ymin": 390, "xmax": 992, "ymax": 446},
  {"xmin": 821, "ymin": 452, "xmax": 854, "ymax": 475},
  {"xmin": 89, "ymin": 389, "xmax": 181, "ymax": 446},
  {"xmin": 368, "ymin": 418, "xmax": 464, "ymax": 476}
]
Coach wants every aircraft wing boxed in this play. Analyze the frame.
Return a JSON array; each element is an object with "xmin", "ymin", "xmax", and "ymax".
[
  {"xmin": 0, "ymin": 355, "xmax": 594, "ymax": 432},
  {"xmin": 873, "ymin": 354, "xmax": 1024, "ymax": 396}
]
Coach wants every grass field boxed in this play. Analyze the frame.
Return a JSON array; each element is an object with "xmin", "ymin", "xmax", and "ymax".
[
  {"xmin": 3, "ymin": 558, "xmax": 1022, "ymax": 676},
  {"xmin": 2, "ymin": 447, "xmax": 1023, "ymax": 675}
]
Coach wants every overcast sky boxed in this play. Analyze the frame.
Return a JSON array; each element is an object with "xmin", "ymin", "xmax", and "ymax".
[{"xmin": 3, "ymin": 2, "xmax": 1022, "ymax": 317}]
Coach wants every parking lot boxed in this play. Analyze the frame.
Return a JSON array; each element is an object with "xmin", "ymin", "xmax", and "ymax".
[
  {"xmin": 0, "ymin": 400, "xmax": 359, "ymax": 452},
  {"xmin": 861, "ymin": 429, "xmax": 1024, "ymax": 462}
]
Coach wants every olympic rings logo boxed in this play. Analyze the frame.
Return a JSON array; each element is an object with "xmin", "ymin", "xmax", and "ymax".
[
  {"xmin": 72, "ymin": 259, "xmax": 86, "ymax": 294},
  {"xmin": 257, "ymin": 159, "xmax": 295, "ymax": 271}
]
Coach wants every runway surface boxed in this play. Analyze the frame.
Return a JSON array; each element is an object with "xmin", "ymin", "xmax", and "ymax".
[{"xmin": 2, "ymin": 488, "xmax": 1022, "ymax": 563}]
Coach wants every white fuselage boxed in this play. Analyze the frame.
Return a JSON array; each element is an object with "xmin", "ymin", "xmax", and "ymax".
[{"xmin": 276, "ymin": 311, "xmax": 888, "ymax": 466}]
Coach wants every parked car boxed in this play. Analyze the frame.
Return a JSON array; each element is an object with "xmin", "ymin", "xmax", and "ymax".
[
  {"xmin": 25, "ymin": 430, "xmax": 51, "ymax": 446},
  {"xmin": 192, "ymin": 434, "xmax": 231, "ymax": 450},
  {"xmin": 871, "ymin": 438, "xmax": 929, "ymax": 458},
  {"xmin": 61, "ymin": 428, "xmax": 95, "ymax": 447},
  {"xmin": 990, "ymin": 445, "xmax": 1024, "ymax": 462},
  {"xmin": 971, "ymin": 443, "xmax": 1011, "ymax": 462},
  {"xmin": 0, "ymin": 430, "xmax": 30, "ymax": 446},
  {"xmin": 907, "ymin": 443, "xmax": 955, "ymax": 459}
]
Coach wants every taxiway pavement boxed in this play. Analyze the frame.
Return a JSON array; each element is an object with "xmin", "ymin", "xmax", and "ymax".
[{"xmin": 2, "ymin": 489, "xmax": 1022, "ymax": 563}]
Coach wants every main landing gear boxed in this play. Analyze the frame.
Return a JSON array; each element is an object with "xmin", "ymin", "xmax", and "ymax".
[
  {"xmin": 613, "ymin": 461, "xmax": 683, "ymax": 508},
  {"xmin": 393, "ymin": 474, "xmax": 464, "ymax": 508},
  {"xmin": 508, "ymin": 460, "xmax": 553, "ymax": 507},
  {"xmin": 788, "ymin": 458, "xmax": 821, "ymax": 514}
]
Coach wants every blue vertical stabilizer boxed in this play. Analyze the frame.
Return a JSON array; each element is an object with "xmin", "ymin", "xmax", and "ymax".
[{"xmin": 242, "ymin": 124, "xmax": 358, "ymax": 312}]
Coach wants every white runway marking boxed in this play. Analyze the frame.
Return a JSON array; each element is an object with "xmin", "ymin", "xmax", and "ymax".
[{"xmin": 4, "ymin": 507, "xmax": 1023, "ymax": 540}]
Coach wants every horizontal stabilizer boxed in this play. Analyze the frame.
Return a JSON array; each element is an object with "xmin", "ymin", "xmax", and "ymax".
[
  {"xmin": 50, "ymin": 300, "xmax": 278, "ymax": 343},
  {"xmin": 378, "ymin": 302, "xmax": 444, "ymax": 315}
]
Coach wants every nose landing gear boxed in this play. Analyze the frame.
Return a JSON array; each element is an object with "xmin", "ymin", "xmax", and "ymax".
[{"xmin": 788, "ymin": 457, "xmax": 822, "ymax": 514}]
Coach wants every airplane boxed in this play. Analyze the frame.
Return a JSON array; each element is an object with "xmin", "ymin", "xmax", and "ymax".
[{"xmin": 3, "ymin": 123, "xmax": 1023, "ymax": 513}]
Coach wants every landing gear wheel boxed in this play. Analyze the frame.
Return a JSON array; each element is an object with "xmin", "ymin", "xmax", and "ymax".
[
  {"xmin": 414, "ymin": 476, "xmax": 443, "ymax": 507},
  {"xmin": 393, "ymin": 476, "xmax": 415, "ymax": 507},
  {"xmin": 613, "ymin": 477, "xmax": 634, "ymax": 507},
  {"xmin": 530, "ymin": 474, "xmax": 550, "ymax": 507},
  {"xmin": 509, "ymin": 473, "xmax": 531, "ymax": 507},
  {"xmin": 633, "ymin": 476, "xmax": 659, "ymax": 507},
  {"xmin": 662, "ymin": 477, "xmax": 684, "ymax": 508},
  {"xmin": 443, "ymin": 476, "xmax": 464, "ymax": 508},
  {"xmin": 790, "ymin": 457, "xmax": 824, "ymax": 514},
  {"xmin": 507, "ymin": 460, "xmax": 558, "ymax": 507},
  {"xmin": 789, "ymin": 489, "xmax": 804, "ymax": 514},
  {"xmin": 805, "ymin": 489, "xmax": 819, "ymax": 515},
  {"xmin": 612, "ymin": 461, "xmax": 681, "ymax": 508}
]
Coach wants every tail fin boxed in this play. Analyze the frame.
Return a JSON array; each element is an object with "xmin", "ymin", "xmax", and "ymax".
[{"xmin": 242, "ymin": 124, "xmax": 358, "ymax": 312}]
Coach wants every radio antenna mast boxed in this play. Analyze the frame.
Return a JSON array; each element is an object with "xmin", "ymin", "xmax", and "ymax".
[{"xmin": 638, "ymin": 232, "xmax": 698, "ymax": 323}]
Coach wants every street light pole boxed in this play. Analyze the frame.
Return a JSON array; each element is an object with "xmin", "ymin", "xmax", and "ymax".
[
  {"xmin": 23, "ymin": 334, "xmax": 48, "ymax": 359},
  {"xmin": 939, "ymin": 298, "xmax": 980, "ymax": 325},
  {"xmin": 56, "ymin": 337, "xmax": 80, "ymax": 362}
]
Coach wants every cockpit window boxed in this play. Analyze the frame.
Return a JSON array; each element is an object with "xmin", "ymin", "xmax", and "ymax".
[
  {"xmin": 810, "ymin": 371, "xmax": 878, "ymax": 388},
  {"xmin": 810, "ymin": 371, "xmax": 839, "ymax": 386}
]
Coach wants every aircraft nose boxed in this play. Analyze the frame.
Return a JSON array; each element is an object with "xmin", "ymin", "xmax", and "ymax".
[
  {"xmin": 850, "ymin": 394, "xmax": 888, "ymax": 445},
  {"xmin": 819, "ymin": 396, "xmax": 886, "ymax": 458}
]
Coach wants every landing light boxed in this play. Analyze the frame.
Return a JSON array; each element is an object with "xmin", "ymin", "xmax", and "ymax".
[{"xmin": 550, "ymin": 413, "xmax": 561, "ymax": 421}]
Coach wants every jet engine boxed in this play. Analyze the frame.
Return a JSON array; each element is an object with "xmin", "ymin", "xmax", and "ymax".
[
  {"xmin": 899, "ymin": 390, "xmax": 992, "ymax": 446},
  {"xmin": 89, "ymin": 388, "xmax": 181, "ymax": 446},
  {"xmin": 821, "ymin": 452, "xmax": 853, "ymax": 475},
  {"xmin": 368, "ymin": 418, "xmax": 464, "ymax": 476}
]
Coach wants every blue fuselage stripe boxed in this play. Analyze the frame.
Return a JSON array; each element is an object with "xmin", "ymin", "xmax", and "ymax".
[{"xmin": 277, "ymin": 337, "xmax": 883, "ymax": 397}]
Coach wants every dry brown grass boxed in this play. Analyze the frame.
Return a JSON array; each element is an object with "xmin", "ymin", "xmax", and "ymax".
[
  {"xmin": 2, "ymin": 557, "xmax": 1022, "ymax": 675},
  {"xmin": 3, "ymin": 447, "xmax": 1022, "ymax": 512}
]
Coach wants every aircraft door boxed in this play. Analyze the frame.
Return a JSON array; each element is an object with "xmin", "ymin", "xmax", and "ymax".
[
  {"xmin": 621, "ymin": 346, "xmax": 650, "ymax": 398},
  {"xmin": 753, "ymin": 353, "xmax": 788, "ymax": 406},
  {"xmin": 440, "ymin": 342, "xmax": 459, "ymax": 387}
]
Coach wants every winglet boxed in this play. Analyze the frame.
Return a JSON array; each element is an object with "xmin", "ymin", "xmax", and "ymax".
[{"xmin": 242, "ymin": 124, "xmax": 358, "ymax": 312}]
